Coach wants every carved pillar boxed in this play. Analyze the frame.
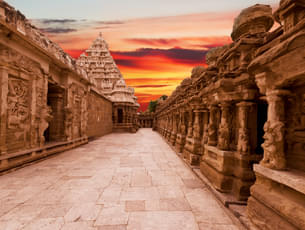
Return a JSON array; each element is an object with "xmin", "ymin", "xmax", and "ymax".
[
  {"xmin": 187, "ymin": 109, "xmax": 193, "ymax": 138},
  {"xmin": 177, "ymin": 110, "xmax": 182, "ymax": 134},
  {"xmin": 208, "ymin": 105, "xmax": 218, "ymax": 146},
  {"xmin": 172, "ymin": 113, "xmax": 177, "ymax": 133},
  {"xmin": 181, "ymin": 111, "xmax": 186, "ymax": 136},
  {"xmin": 122, "ymin": 106, "xmax": 127, "ymax": 124},
  {"xmin": 171, "ymin": 112, "xmax": 178, "ymax": 145},
  {"xmin": 201, "ymin": 109, "xmax": 209, "ymax": 150},
  {"xmin": 218, "ymin": 102, "xmax": 231, "ymax": 150},
  {"xmin": 237, "ymin": 102, "xmax": 254, "ymax": 155},
  {"xmin": 193, "ymin": 110, "xmax": 201, "ymax": 139},
  {"xmin": 0, "ymin": 68, "xmax": 8, "ymax": 154},
  {"xmin": 261, "ymin": 90, "xmax": 290, "ymax": 170}
]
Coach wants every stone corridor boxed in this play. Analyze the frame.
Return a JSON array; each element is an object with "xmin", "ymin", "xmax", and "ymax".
[{"xmin": 0, "ymin": 129, "xmax": 238, "ymax": 230}]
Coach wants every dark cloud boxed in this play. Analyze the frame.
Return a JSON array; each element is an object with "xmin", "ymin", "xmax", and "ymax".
[
  {"xmin": 97, "ymin": 20, "xmax": 125, "ymax": 25},
  {"xmin": 132, "ymin": 85, "xmax": 169, "ymax": 88},
  {"xmin": 41, "ymin": 19, "xmax": 77, "ymax": 24},
  {"xmin": 41, "ymin": 27, "xmax": 77, "ymax": 34},
  {"xmin": 114, "ymin": 59, "xmax": 139, "ymax": 68},
  {"xmin": 125, "ymin": 38, "xmax": 179, "ymax": 46},
  {"xmin": 200, "ymin": 43, "xmax": 227, "ymax": 49},
  {"xmin": 112, "ymin": 47, "xmax": 207, "ymax": 66},
  {"xmin": 94, "ymin": 26, "xmax": 113, "ymax": 30}
]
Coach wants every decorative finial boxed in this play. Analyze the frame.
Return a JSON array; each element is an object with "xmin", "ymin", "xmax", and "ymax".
[{"xmin": 99, "ymin": 32, "xmax": 102, "ymax": 37}]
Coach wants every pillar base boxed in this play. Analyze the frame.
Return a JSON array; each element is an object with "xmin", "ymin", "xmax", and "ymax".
[
  {"xmin": 170, "ymin": 132, "xmax": 177, "ymax": 146},
  {"xmin": 175, "ymin": 134, "xmax": 186, "ymax": 153},
  {"xmin": 247, "ymin": 164, "xmax": 305, "ymax": 230},
  {"xmin": 183, "ymin": 136, "xmax": 201, "ymax": 166}
]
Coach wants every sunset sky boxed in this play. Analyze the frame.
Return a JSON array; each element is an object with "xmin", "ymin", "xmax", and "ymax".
[{"xmin": 7, "ymin": 0, "xmax": 278, "ymax": 111}]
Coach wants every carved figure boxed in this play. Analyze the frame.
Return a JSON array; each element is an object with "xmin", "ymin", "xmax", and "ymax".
[
  {"xmin": 237, "ymin": 128, "xmax": 250, "ymax": 154},
  {"xmin": 208, "ymin": 124, "xmax": 218, "ymax": 146},
  {"xmin": 218, "ymin": 124, "xmax": 230, "ymax": 150},
  {"xmin": 38, "ymin": 106, "xmax": 53, "ymax": 146},
  {"xmin": 261, "ymin": 121, "xmax": 286, "ymax": 169}
]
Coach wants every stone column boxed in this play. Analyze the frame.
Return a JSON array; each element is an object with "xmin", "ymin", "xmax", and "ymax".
[
  {"xmin": 260, "ymin": 90, "xmax": 290, "ymax": 170},
  {"xmin": 181, "ymin": 111, "xmax": 187, "ymax": 136},
  {"xmin": 208, "ymin": 105, "xmax": 218, "ymax": 146},
  {"xmin": 167, "ymin": 113, "xmax": 173, "ymax": 141},
  {"xmin": 193, "ymin": 110, "xmax": 201, "ymax": 140},
  {"xmin": 237, "ymin": 102, "xmax": 253, "ymax": 155},
  {"xmin": 201, "ymin": 109, "xmax": 209, "ymax": 153},
  {"xmin": 0, "ymin": 67, "xmax": 8, "ymax": 154},
  {"xmin": 187, "ymin": 109, "xmax": 193, "ymax": 138},
  {"xmin": 218, "ymin": 102, "xmax": 231, "ymax": 150},
  {"xmin": 123, "ymin": 107, "xmax": 126, "ymax": 124},
  {"xmin": 170, "ymin": 112, "xmax": 178, "ymax": 145}
]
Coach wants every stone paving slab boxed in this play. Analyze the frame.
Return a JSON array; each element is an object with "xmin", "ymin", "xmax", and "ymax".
[{"xmin": 0, "ymin": 129, "xmax": 239, "ymax": 230}]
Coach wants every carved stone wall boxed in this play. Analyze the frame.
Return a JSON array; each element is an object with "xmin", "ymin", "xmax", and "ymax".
[
  {"xmin": 6, "ymin": 75, "xmax": 31, "ymax": 152},
  {"xmin": 87, "ymin": 90, "xmax": 113, "ymax": 138}
]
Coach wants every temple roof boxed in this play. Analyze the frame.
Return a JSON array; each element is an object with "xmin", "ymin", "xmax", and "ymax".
[{"xmin": 76, "ymin": 33, "xmax": 139, "ymax": 108}]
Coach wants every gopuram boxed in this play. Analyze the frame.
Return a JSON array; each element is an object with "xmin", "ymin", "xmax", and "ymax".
[
  {"xmin": 154, "ymin": 1, "xmax": 305, "ymax": 229},
  {"xmin": 77, "ymin": 34, "xmax": 139, "ymax": 133}
]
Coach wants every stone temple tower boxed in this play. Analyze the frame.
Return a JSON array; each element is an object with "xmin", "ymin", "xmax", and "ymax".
[{"xmin": 77, "ymin": 33, "xmax": 139, "ymax": 132}]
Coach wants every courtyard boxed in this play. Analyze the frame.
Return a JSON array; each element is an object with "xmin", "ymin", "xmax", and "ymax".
[{"xmin": 0, "ymin": 129, "xmax": 237, "ymax": 230}]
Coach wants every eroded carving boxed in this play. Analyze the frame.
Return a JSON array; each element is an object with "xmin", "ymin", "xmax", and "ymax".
[{"xmin": 261, "ymin": 120, "xmax": 286, "ymax": 169}]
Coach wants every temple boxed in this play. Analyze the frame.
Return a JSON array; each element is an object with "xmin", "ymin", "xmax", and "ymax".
[
  {"xmin": 77, "ymin": 33, "xmax": 139, "ymax": 132},
  {"xmin": 0, "ymin": 0, "xmax": 305, "ymax": 229}
]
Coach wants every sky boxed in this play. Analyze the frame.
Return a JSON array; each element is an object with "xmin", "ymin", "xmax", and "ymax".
[{"xmin": 7, "ymin": 0, "xmax": 279, "ymax": 111}]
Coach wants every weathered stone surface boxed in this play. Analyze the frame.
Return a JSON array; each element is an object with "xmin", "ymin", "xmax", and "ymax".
[{"xmin": 231, "ymin": 4, "xmax": 274, "ymax": 41}]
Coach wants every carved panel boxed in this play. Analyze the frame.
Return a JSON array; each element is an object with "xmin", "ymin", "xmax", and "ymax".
[
  {"xmin": 68, "ymin": 83, "xmax": 87, "ymax": 139},
  {"xmin": 7, "ymin": 76, "xmax": 29, "ymax": 129},
  {"xmin": 6, "ymin": 75, "xmax": 30, "ymax": 152}
]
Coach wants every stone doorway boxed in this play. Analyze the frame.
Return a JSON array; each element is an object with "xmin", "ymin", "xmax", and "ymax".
[
  {"xmin": 118, "ymin": 108, "xmax": 123, "ymax": 124},
  {"xmin": 44, "ymin": 83, "xmax": 65, "ymax": 143},
  {"xmin": 255, "ymin": 102, "xmax": 268, "ymax": 154}
]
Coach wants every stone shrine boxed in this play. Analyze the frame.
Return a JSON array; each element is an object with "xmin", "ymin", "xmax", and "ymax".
[{"xmin": 77, "ymin": 33, "xmax": 139, "ymax": 132}]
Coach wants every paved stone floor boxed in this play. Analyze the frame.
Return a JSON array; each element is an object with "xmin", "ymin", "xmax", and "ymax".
[{"xmin": 0, "ymin": 129, "xmax": 238, "ymax": 230}]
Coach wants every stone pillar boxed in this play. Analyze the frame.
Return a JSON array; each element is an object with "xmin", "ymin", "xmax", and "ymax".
[
  {"xmin": 0, "ymin": 67, "xmax": 8, "ymax": 155},
  {"xmin": 218, "ymin": 102, "xmax": 231, "ymax": 151},
  {"xmin": 201, "ymin": 109, "xmax": 209, "ymax": 154},
  {"xmin": 208, "ymin": 105, "xmax": 218, "ymax": 146},
  {"xmin": 181, "ymin": 111, "xmax": 187, "ymax": 136},
  {"xmin": 170, "ymin": 112, "xmax": 178, "ymax": 145},
  {"xmin": 186, "ymin": 109, "xmax": 193, "ymax": 138},
  {"xmin": 237, "ymin": 102, "xmax": 253, "ymax": 155},
  {"xmin": 193, "ymin": 110, "xmax": 201, "ymax": 140},
  {"xmin": 260, "ymin": 90, "xmax": 290, "ymax": 170},
  {"xmin": 123, "ymin": 107, "xmax": 126, "ymax": 124},
  {"xmin": 167, "ymin": 113, "xmax": 173, "ymax": 141}
]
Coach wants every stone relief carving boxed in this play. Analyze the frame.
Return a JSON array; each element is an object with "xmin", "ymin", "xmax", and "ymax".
[
  {"xmin": 218, "ymin": 123, "xmax": 231, "ymax": 150},
  {"xmin": 69, "ymin": 83, "xmax": 87, "ymax": 138},
  {"xmin": 237, "ymin": 128, "xmax": 250, "ymax": 154},
  {"xmin": 7, "ymin": 76, "xmax": 29, "ymax": 130},
  {"xmin": 261, "ymin": 121, "xmax": 286, "ymax": 170},
  {"xmin": 38, "ymin": 106, "xmax": 53, "ymax": 146},
  {"xmin": 64, "ymin": 106, "xmax": 73, "ymax": 141}
]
